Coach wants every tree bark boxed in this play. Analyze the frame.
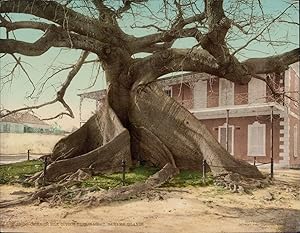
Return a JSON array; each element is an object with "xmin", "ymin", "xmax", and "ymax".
[
  {"xmin": 129, "ymin": 84, "xmax": 263, "ymax": 178},
  {"xmin": 40, "ymin": 102, "xmax": 132, "ymax": 183},
  {"xmin": 41, "ymin": 79, "xmax": 263, "ymax": 184}
]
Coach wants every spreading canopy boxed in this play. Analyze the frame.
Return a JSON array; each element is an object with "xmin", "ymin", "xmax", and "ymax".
[{"xmin": 0, "ymin": 0, "xmax": 299, "ymax": 119}]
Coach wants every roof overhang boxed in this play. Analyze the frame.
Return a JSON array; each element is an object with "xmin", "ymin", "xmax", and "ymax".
[{"xmin": 191, "ymin": 102, "xmax": 289, "ymax": 119}]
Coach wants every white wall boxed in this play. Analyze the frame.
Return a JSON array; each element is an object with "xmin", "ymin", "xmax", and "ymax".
[
  {"xmin": 0, "ymin": 133, "xmax": 64, "ymax": 154},
  {"xmin": 0, "ymin": 122, "xmax": 24, "ymax": 133},
  {"xmin": 24, "ymin": 123, "xmax": 50, "ymax": 129}
]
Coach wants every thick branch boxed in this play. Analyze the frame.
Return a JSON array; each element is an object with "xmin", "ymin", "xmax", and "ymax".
[
  {"xmin": 0, "ymin": 25, "xmax": 108, "ymax": 56},
  {"xmin": 91, "ymin": 0, "xmax": 115, "ymax": 23},
  {"xmin": 242, "ymin": 48, "xmax": 300, "ymax": 74},
  {"xmin": 132, "ymin": 48, "xmax": 220, "ymax": 88},
  {"xmin": 0, "ymin": 17, "xmax": 50, "ymax": 32},
  {"xmin": 187, "ymin": 0, "xmax": 231, "ymax": 67},
  {"xmin": 0, "ymin": 0, "xmax": 123, "ymax": 45}
]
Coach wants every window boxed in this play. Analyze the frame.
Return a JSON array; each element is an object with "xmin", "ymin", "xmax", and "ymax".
[
  {"xmin": 218, "ymin": 123, "xmax": 234, "ymax": 154},
  {"xmin": 219, "ymin": 79, "xmax": 234, "ymax": 106},
  {"xmin": 3, "ymin": 124, "xmax": 10, "ymax": 132},
  {"xmin": 248, "ymin": 77, "xmax": 266, "ymax": 103},
  {"xmin": 193, "ymin": 80, "xmax": 207, "ymax": 109},
  {"xmin": 248, "ymin": 122, "xmax": 266, "ymax": 156},
  {"xmin": 294, "ymin": 125, "xmax": 298, "ymax": 157},
  {"xmin": 13, "ymin": 124, "xmax": 19, "ymax": 132},
  {"xmin": 163, "ymin": 87, "xmax": 172, "ymax": 97}
]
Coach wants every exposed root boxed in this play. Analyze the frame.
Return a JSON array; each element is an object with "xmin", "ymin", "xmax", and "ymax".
[
  {"xmin": 213, "ymin": 173, "xmax": 273, "ymax": 194},
  {"xmin": 130, "ymin": 84, "xmax": 264, "ymax": 179},
  {"xmin": 31, "ymin": 104, "xmax": 132, "ymax": 184},
  {"xmin": 101, "ymin": 163, "xmax": 178, "ymax": 201},
  {"xmin": 78, "ymin": 163, "xmax": 179, "ymax": 205},
  {"xmin": 6, "ymin": 83, "xmax": 268, "ymax": 208},
  {"xmin": 0, "ymin": 180, "xmax": 81, "ymax": 208},
  {"xmin": 1, "ymin": 164, "xmax": 178, "ymax": 208}
]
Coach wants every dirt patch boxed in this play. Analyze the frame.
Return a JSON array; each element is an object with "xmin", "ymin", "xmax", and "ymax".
[{"xmin": 0, "ymin": 169, "xmax": 299, "ymax": 233}]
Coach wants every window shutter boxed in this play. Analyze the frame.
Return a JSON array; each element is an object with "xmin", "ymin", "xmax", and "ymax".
[
  {"xmin": 218, "ymin": 124, "xmax": 234, "ymax": 154},
  {"xmin": 193, "ymin": 80, "xmax": 207, "ymax": 109},
  {"xmin": 248, "ymin": 77, "xmax": 266, "ymax": 103},
  {"xmin": 248, "ymin": 122, "xmax": 266, "ymax": 156},
  {"xmin": 219, "ymin": 79, "xmax": 234, "ymax": 106}
]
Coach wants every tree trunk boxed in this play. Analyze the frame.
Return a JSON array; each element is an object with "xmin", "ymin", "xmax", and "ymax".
[
  {"xmin": 35, "ymin": 102, "xmax": 132, "ymax": 183},
  {"xmin": 39, "ymin": 77, "xmax": 263, "ymax": 184},
  {"xmin": 129, "ymin": 84, "xmax": 263, "ymax": 178}
]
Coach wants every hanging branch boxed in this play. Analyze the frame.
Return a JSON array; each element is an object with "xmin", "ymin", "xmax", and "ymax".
[{"xmin": 0, "ymin": 50, "xmax": 89, "ymax": 120}]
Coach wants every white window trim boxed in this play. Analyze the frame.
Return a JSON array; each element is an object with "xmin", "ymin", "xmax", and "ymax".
[
  {"xmin": 218, "ymin": 123, "xmax": 234, "ymax": 155},
  {"xmin": 247, "ymin": 121, "xmax": 266, "ymax": 156},
  {"xmin": 294, "ymin": 125, "xmax": 298, "ymax": 157}
]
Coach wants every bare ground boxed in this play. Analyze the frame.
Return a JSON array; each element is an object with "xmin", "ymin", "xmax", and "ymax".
[{"xmin": 0, "ymin": 169, "xmax": 299, "ymax": 233}]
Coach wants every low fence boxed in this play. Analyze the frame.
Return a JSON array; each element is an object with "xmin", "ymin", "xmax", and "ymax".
[
  {"xmin": 2, "ymin": 151, "xmax": 275, "ymax": 186},
  {"xmin": 29, "ymin": 154, "xmax": 274, "ymax": 186}
]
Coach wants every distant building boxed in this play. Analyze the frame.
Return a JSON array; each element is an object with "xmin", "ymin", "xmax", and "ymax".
[
  {"xmin": 0, "ymin": 111, "xmax": 50, "ymax": 133},
  {"xmin": 78, "ymin": 63, "xmax": 300, "ymax": 168},
  {"xmin": 78, "ymin": 90, "xmax": 106, "ymax": 127}
]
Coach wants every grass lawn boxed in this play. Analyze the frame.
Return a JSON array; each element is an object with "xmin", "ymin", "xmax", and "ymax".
[
  {"xmin": 0, "ymin": 161, "xmax": 213, "ymax": 189},
  {"xmin": 0, "ymin": 160, "xmax": 43, "ymax": 184}
]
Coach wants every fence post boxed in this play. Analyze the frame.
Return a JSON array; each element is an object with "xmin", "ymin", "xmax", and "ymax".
[
  {"xmin": 43, "ymin": 156, "xmax": 48, "ymax": 186},
  {"xmin": 270, "ymin": 157, "xmax": 274, "ymax": 179},
  {"xmin": 270, "ymin": 106, "xmax": 274, "ymax": 179},
  {"xmin": 122, "ymin": 159, "xmax": 126, "ymax": 186},
  {"xmin": 226, "ymin": 109, "xmax": 229, "ymax": 152},
  {"xmin": 202, "ymin": 159, "xmax": 206, "ymax": 185},
  {"xmin": 253, "ymin": 156, "xmax": 256, "ymax": 166},
  {"xmin": 27, "ymin": 149, "xmax": 30, "ymax": 161}
]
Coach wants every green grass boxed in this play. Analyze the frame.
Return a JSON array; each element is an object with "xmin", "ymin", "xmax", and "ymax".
[
  {"xmin": 0, "ymin": 162, "xmax": 213, "ymax": 189},
  {"xmin": 82, "ymin": 166, "xmax": 159, "ymax": 190},
  {"xmin": 0, "ymin": 160, "xmax": 43, "ymax": 184},
  {"xmin": 83, "ymin": 166, "xmax": 213, "ymax": 190},
  {"xmin": 164, "ymin": 170, "xmax": 214, "ymax": 187}
]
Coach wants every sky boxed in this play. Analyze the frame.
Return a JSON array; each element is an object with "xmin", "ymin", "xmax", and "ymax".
[{"xmin": 0, "ymin": 0, "xmax": 299, "ymax": 131}]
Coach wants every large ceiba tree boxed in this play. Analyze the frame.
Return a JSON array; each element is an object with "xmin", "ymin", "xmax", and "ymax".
[{"xmin": 0, "ymin": 0, "xmax": 299, "ymax": 185}]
